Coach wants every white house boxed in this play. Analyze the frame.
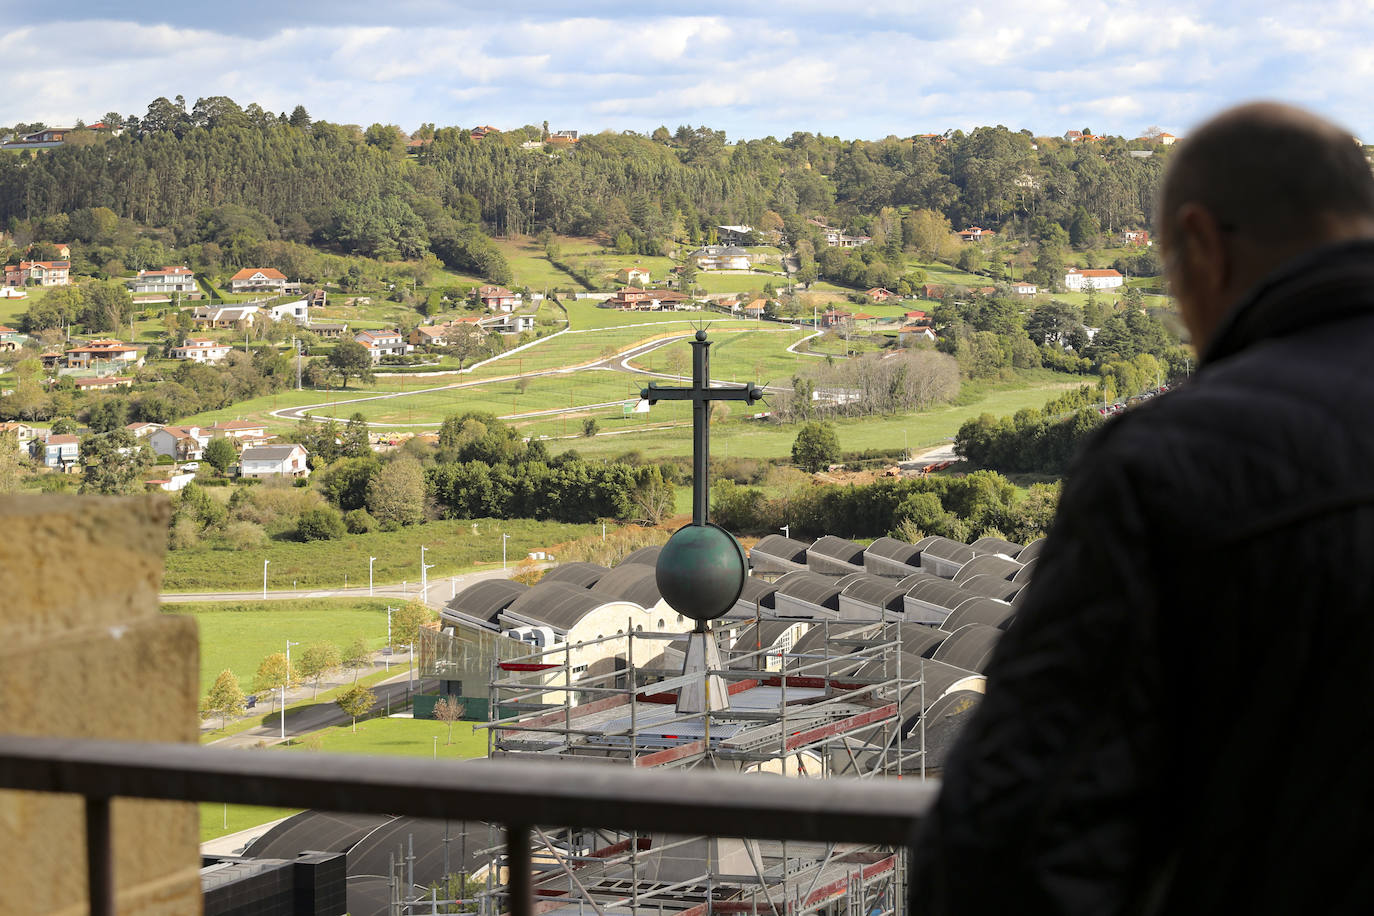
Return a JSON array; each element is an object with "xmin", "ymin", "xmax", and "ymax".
[
  {"xmin": 63, "ymin": 339, "xmax": 141, "ymax": 370},
  {"xmin": 482, "ymin": 314, "xmax": 535, "ymax": 335},
  {"xmin": 691, "ymin": 246, "xmax": 752, "ymax": 271},
  {"xmin": 129, "ymin": 266, "xmax": 196, "ymax": 296},
  {"xmin": 240, "ymin": 444, "xmax": 310, "ymax": 478},
  {"xmin": 190, "ymin": 304, "xmax": 260, "ymax": 328},
  {"xmin": 148, "ymin": 426, "xmax": 209, "ymax": 462},
  {"xmin": 354, "ymin": 329, "xmax": 409, "ymax": 363},
  {"xmin": 1012, "ymin": 282, "xmax": 1038, "ymax": 295},
  {"xmin": 5, "ymin": 260, "xmax": 70, "ymax": 287},
  {"xmin": 1064, "ymin": 268, "xmax": 1124, "ymax": 291},
  {"xmin": 169, "ymin": 337, "xmax": 232, "ymax": 364},
  {"xmin": 267, "ymin": 298, "xmax": 310, "ymax": 323},
  {"xmin": 228, "ymin": 268, "xmax": 290, "ymax": 295}
]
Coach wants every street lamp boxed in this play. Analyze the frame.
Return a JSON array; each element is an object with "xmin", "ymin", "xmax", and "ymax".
[
  {"xmin": 285, "ymin": 639, "xmax": 301, "ymax": 684},
  {"xmin": 369, "ymin": 556, "xmax": 377, "ymax": 597},
  {"xmin": 501, "ymin": 533, "xmax": 510, "ymax": 571},
  {"xmin": 263, "ymin": 559, "xmax": 270, "ymax": 599},
  {"xmin": 420, "ymin": 546, "xmax": 435, "ymax": 604},
  {"xmin": 780, "ymin": 524, "xmax": 790, "ymax": 540}
]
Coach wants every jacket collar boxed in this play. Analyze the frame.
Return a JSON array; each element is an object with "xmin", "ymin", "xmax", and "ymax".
[{"xmin": 1202, "ymin": 239, "xmax": 1374, "ymax": 366}]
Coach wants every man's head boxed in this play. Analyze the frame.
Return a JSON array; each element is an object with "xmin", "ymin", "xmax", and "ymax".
[{"xmin": 1158, "ymin": 102, "xmax": 1374, "ymax": 352}]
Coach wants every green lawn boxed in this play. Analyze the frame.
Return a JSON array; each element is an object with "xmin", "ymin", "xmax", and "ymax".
[
  {"xmin": 163, "ymin": 517, "xmax": 600, "ymax": 591},
  {"xmin": 691, "ymin": 272, "xmax": 788, "ymax": 295},
  {"xmin": 199, "ymin": 718, "xmax": 488, "ymax": 842},
  {"xmin": 162, "ymin": 599, "xmax": 392, "ymax": 694},
  {"xmin": 565, "ymin": 371, "xmax": 1084, "ymax": 461}
]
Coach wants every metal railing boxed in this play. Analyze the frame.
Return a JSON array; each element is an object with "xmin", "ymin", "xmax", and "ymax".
[{"xmin": 0, "ymin": 735, "xmax": 937, "ymax": 916}]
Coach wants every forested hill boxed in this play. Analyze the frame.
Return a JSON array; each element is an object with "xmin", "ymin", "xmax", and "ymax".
[{"xmin": 0, "ymin": 96, "xmax": 1168, "ymax": 266}]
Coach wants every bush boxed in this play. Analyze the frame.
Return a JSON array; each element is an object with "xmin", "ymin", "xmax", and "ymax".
[
  {"xmin": 343, "ymin": 508, "xmax": 377, "ymax": 534},
  {"xmin": 156, "ymin": 454, "xmax": 175, "ymax": 466},
  {"xmin": 223, "ymin": 520, "xmax": 267, "ymax": 550},
  {"xmin": 296, "ymin": 506, "xmax": 346, "ymax": 541},
  {"xmin": 168, "ymin": 516, "xmax": 201, "ymax": 550}
]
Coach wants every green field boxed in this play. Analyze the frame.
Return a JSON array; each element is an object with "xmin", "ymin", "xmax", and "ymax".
[
  {"xmin": 163, "ymin": 517, "xmax": 600, "ymax": 591},
  {"xmin": 199, "ymin": 718, "xmax": 488, "ymax": 841},
  {"xmin": 162, "ymin": 598, "xmax": 391, "ymax": 694}
]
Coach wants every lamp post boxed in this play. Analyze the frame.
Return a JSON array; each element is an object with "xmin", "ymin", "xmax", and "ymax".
[
  {"xmin": 780, "ymin": 524, "xmax": 790, "ymax": 540},
  {"xmin": 263, "ymin": 559, "xmax": 270, "ymax": 599},
  {"xmin": 279, "ymin": 683, "xmax": 287, "ymax": 742},
  {"xmin": 369, "ymin": 556, "xmax": 377, "ymax": 597},
  {"xmin": 420, "ymin": 546, "xmax": 435, "ymax": 604},
  {"xmin": 501, "ymin": 533, "xmax": 510, "ymax": 571},
  {"xmin": 285, "ymin": 639, "xmax": 301, "ymax": 685}
]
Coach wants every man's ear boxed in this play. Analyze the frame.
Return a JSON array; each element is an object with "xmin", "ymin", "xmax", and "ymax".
[{"xmin": 1175, "ymin": 202, "xmax": 1230, "ymax": 298}]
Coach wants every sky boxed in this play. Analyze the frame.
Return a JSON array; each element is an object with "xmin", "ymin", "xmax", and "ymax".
[{"xmin": 5, "ymin": 1, "xmax": 1374, "ymax": 141}]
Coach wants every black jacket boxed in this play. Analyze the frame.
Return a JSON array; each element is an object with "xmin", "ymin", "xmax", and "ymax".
[{"xmin": 909, "ymin": 241, "xmax": 1374, "ymax": 914}]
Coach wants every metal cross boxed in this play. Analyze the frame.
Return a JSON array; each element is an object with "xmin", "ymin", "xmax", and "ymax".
[{"xmin": 641, "ymin": 329, "xmax": 763, "ymax": 526}]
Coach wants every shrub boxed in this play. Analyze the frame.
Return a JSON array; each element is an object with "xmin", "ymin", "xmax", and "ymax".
[
  {"xmin": 296, "ymin": 506, "xmax": 346, "ymax": 541},
  {"xmin": 222, "ymin": 520, "xmax": 267, "ymax": 550},
  {"xmin": 168, "ymin": 516, "xmax": 201, "ymax": 550},
  {"xmin": 343, "ymin": 508, "xmax": 377, "ymax": 534}
]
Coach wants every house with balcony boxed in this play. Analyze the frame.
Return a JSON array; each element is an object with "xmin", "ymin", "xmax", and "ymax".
[
  {"xmin": 483, "ymin": 314, "xmax": 536, "ymax": 334},
  {"xmin": 63, "ymin": 339, "xmax": 141, "ymax": 370},
  {"xmin": 204, "ymin": 420, "xmax": 269, "ymax": 442},
  {"xmin": 615, "ymin": 266, "xmax": 651, "ymax": 285},
  {"xmin": 228, "ymin": 267, "xmax": 292, "ymax": 295},
  {"xmin": 4, "ymin": 260, "xmax": 70, "ymax": 287},
  {"xmin": 129, "ymin": 266, "xmax": 196, "ymax": 296},
  {"xmin": 190, "ymin": 304, "xmax": 260, "ymax": 328},
  {"xmin": 604, "ymin": 287, "xmax": 693, "ymax": 311},
  {"xmin": 715, "ymin": 225, "xmax": 755, "ymax": 246},
  {"xmin": 354, "ymin": 329, "xmax": 408, "ymax": 363},
  {"xmin": 73, "ymin": 376, "xmax": 133, "ymax": 391},
  {"xmin": 32, "ymin": 433, "xmax": 80, "ymax": 470},
  {"xmin": 476, "ymin": 285, "xmax": 520, "ymax": 312},
  {"xmin": 240, "ymin": 443, "xmax": 310, "ymax": 478},
  {"xmin": 169, "ymin": 337, "xmax": 232, "ymax": 364}
]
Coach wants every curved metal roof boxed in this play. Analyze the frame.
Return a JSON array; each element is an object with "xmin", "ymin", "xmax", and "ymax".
[
  {"xmin": 243, "ymin": 811, "xmax": 389, "ymax": 860},
  {"xmin": 590, "ymin": 562, "xmax": 663, "ymax": 608},
  {"xmin": 504, "ymin": 581, "xmax": 620, "ymax": 632},
  {"xmin": 932, "ymin": 623, "xmax": 1004, "ymax": 672},
  {"xmin": 943, "ymin": 596, "xmax": 1017, "ymax": 631},
  {"xmin": 970, "ymin": 536, "xmax": 1024, "ymax": 558},
  {"xmin": 902, "ymin": 690, "xmax": 984, "ymax": 771},
  {"xmin": 895, "ymin": 571, "xmax": 941, "ymax": 590},
  {"xmin": 919, "ymin": 537, "xmax": 975, "ymax": 564},
  {"xmin": 347, "ymin": 818, "xmax": 496, "ymax": 915},
  {"xmin": 1011, "ymin": 557, "xmax": 1038, "ymax": 584},
  {"xmin": 863, "ymin": 537, "xmax": 923, "ymax": 565},
  {"xmin": 953, "ymin": 554, "xmax": 1023, "ymax": 583},
  {"xmin": 1015, "ymin": 538, "xmax": 1047, "ymax": 563},
  {"xmin": 443, "ymin": 579, "xmax": 528, "ymax": 625},
  {"xmin": 840, "ymin": 576, "xmax": 907, "ymax": 612},
  {"xmin": 900, "ymin": 625, "xmax": 949, "ymax": 658},
  {"xmin": 739, "ymin": 576, "xmax": 780, "ymax": 609},
  {"xmin": 729, "ymin": 620, "xmax": 801, "ymax": 657},
  {"xmin": 773, "ymin": 571, "xmax": 845, "ymax": 609},
  {"xmin": 906, "ymin": 578, "xmax": 972, "ymax": 610},
  {"xmin": 957, "ymin": 574, "xmax": 1024, "ymax": 602},
  {"xmin": 621, "ymin": 545, "xmax": 662, "ymax": 566},
  {"xmin": 750, "ymin": 534, "xmax": 810, "ymax": 564},
  {"xmin": 807, "ymin": 535, "xmax": 866, "ymax": 563},
  {"xmin": 540, "ymin": 562, "xmax": 609, "ymax": 588},
  {"xmin": 790, "ymin": 621, "xmax": 872, "ymax": 656}
]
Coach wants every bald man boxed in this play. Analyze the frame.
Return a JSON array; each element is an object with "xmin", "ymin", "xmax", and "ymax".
[{"xmin": 908, "ymin": 103, "xmax": 1374, "ymax": 914}]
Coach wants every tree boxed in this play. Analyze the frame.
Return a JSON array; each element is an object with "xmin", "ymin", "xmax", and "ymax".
[
  {"xmin": 327, "ymin": 341, "xmax": 374, "ymax": 389},
  {"xmin": 335, "ymin": 684, "xmax": 375, "ymax": 732},
  {"xmin": 252, "ymin": 652, "xmax": 292, "ymax": 716},
  {"xmin": 391, "ymin": 600, "xmax": 436, "ymax": 649},
  {"xmin": 342, "ymin": 636, "xmax": 371, "ymax": 683},
  {"xmin": 366, "ymin": 456, "xmax": 426, "ymax": 527},
  {"xmin": 791, "ymin": 421, "xmax": 840, "ymax": 472},
  {"xmin": 203, "ymin": 669, "xmax": 246, "ymax": 730},
  {"xmin": 80, "ymin": 429, "xmax": 152, "ymax": 494},
  {"xmin": 297, "ymin": 506, "xmax": 346, "ymax": 541},
  {"xmin": 434, "ymin": 696, "xmax": 464, "ymax": 744},
  {"xmin": 343, "ymin": 412, "xmax": 371, "ymax": 458},
  {"xmin": 0, "ymin": 431, "xmax": 25, "ymax": 494},
  {"xmin": 582, "ymin": 418, "xmax": 599, "ymax": 438},
  {"xmin": 297, "ymin": 642, "xmax": 342, "ymax": 698},
  {"xmin": 204, "ymin": 436, "xmax": 238, "ymax": 475}
]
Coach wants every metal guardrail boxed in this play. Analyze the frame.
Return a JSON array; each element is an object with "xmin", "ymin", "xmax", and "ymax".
[{"xmin": 0, "ymin": 735, "xmax": 936, "ymax": 916}]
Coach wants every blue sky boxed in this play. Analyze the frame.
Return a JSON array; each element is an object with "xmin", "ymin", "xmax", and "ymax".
[{"xmin": 5, "ymin": 1, "xmax": 1374, "ymax": 141}]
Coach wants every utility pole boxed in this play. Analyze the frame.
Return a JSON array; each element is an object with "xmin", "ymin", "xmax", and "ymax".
[{"xmin": 420, "ymin": 546, "xmax": 434, "ymax": 604}]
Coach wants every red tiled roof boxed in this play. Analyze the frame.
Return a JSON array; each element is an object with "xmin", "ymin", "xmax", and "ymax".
[
  {"xmin": 138, "ymin": 266, "xmax": 193, "ymax": 277},
  {"xmin": 230, "ymin": 267, "xmax": 287, "ymax": 281}
]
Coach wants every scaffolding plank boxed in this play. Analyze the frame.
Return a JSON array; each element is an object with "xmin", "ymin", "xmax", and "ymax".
[{"xmin": 784, "ymin": 705, "xmax": 897, "ymax": 752}]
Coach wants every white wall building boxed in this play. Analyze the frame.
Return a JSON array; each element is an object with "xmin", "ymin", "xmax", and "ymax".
[{"xmin": 1064, "ymin": 268, "xmax": 1124, "ymax": 291}]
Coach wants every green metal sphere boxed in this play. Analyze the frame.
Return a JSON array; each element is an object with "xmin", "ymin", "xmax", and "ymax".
[{"xmin": 655, "ymin": 523, "xmax": 747, "ymax": 622}]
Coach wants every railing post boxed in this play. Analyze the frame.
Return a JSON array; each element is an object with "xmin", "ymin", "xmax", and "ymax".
[
  {"xmin": 86, "ymin": 796, "xmax": 115, "ymax": 916},
  {"xmin": 508, "ymin": 823, "xmax": 533, "ymax": 916}
]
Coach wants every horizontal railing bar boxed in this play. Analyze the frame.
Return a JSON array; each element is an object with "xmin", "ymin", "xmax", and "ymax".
[{"xmin": 0, "ymin": 735, "xmax": 934, "ymax": 846}]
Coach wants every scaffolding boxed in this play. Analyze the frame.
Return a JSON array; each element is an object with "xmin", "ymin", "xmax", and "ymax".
[{"xmin": 387, "ymin": 616, "xmax": 948, "ymax": 916}]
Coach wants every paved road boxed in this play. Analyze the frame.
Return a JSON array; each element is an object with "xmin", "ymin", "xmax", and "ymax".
[{"xmin": 162, "ymin": 567, "xmax": 521, "ymax": 609}]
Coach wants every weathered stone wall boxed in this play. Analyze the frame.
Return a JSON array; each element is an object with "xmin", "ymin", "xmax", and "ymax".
[{"xmin": 0, "ymin": 494, "xmax": 202, "ymax": 915}]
